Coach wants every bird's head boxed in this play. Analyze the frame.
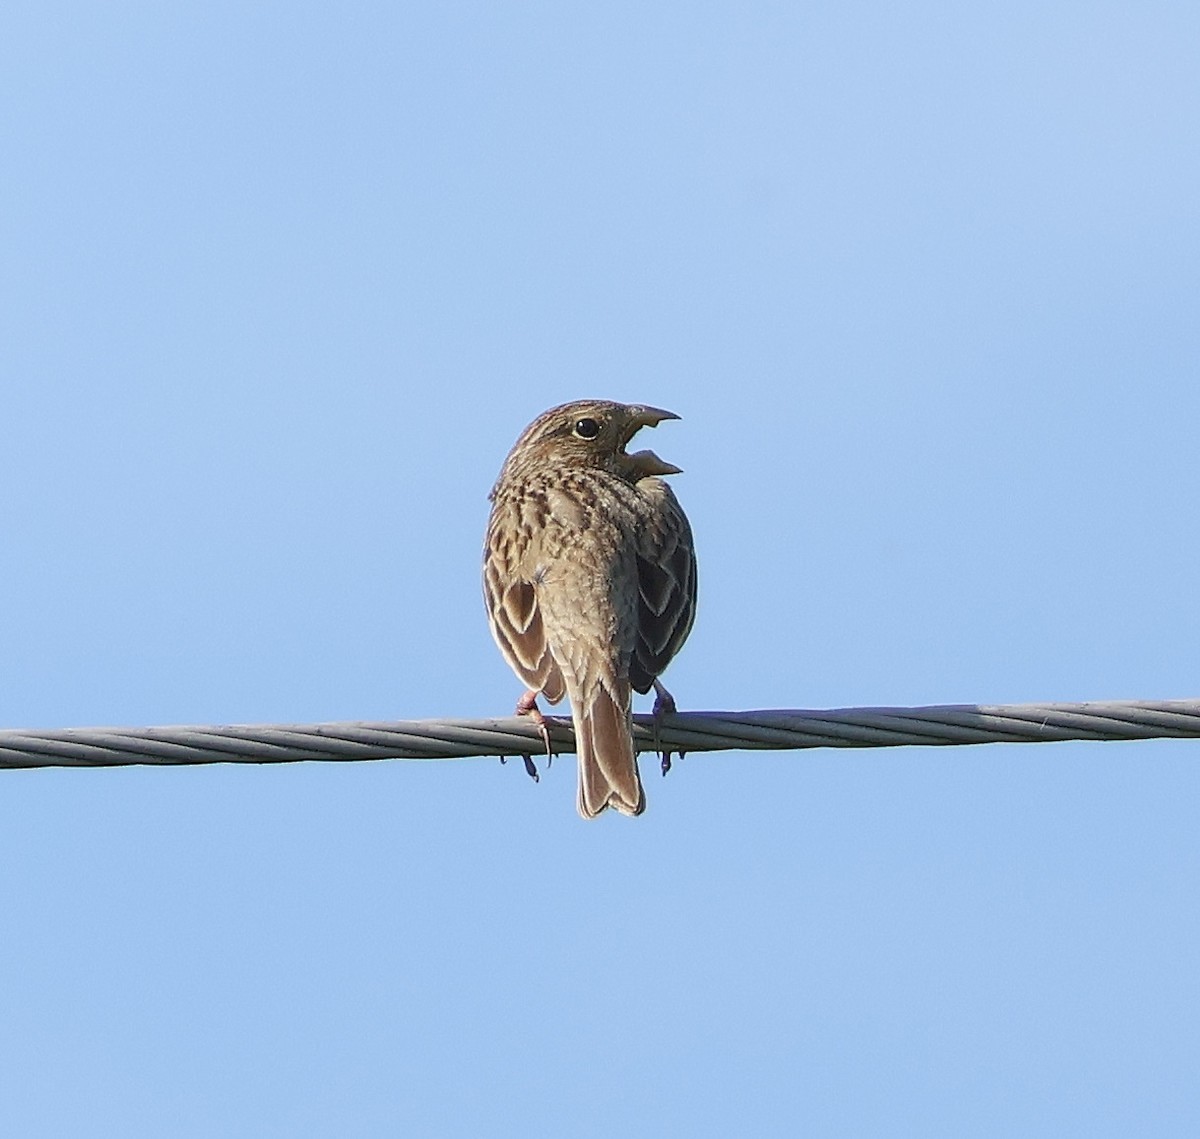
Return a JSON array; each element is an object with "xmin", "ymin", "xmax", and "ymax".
[{"xmin": 497, "ymin": 399, "xmax": 683, "ymax": 486}]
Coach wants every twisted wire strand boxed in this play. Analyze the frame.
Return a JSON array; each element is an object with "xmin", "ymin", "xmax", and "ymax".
[{"xmin": 1, "ymin": 698, "xmax": 1198, "ymax": 769}]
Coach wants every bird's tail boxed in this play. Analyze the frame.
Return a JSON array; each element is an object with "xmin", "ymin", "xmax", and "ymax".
[{"xmin": 573, "ymin": 680, "xmax": 645, "ymax": 819}]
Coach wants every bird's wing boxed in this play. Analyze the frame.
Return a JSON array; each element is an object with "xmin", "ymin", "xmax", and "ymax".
[
  {"xmin": 629, "ymin": 478, "xmax": 697, "ymax": 694},
  {"xmin": 484, "ymin": 513, "xmax": 567, "ymax": 704}
]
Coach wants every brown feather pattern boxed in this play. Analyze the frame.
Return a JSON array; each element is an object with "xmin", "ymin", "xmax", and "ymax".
[{"xmin": 483, "ymin": 399, "xmax": 697, "ymax": 818}]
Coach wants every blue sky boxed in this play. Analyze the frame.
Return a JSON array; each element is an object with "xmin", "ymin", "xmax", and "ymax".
[{"xmin": 2, "ymin": 1, "xmax": 1199, "ymax": 1134}]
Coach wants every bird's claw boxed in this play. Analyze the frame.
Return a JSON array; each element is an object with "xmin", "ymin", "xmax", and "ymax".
[
  {"xmin": 500, "ymin": 753, "xmax": 541, "ymax": 783},
  {"xmin": 652, "ymin": 680, "xmax": 681, "ymax": 777},
  {"xmin": 516, "ymin": 689, "xmax": 555, "ymax": 762}
]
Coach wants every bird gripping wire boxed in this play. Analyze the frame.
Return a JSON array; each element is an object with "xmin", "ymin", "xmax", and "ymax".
[{"xmin": 0, "ymin": 698, "xmax": 1198, "ymax": 769}]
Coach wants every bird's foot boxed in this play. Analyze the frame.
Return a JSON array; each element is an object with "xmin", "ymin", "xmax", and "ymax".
[
  {"xmin": 498, "ymin": 754, "xmax": 540, "ymax": 783},
  {"xmin": 652, "ymin": 680, "xmax": 680, "ymax": 776},
  {"xmin": 515, "ymin": 689, "xmax": 555, "ymax": 763}
]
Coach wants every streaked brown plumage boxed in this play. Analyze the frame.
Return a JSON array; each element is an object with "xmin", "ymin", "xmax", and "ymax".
[{"xmin": 483, "ymin": 399, "xmax": 697, "ymax": 818}]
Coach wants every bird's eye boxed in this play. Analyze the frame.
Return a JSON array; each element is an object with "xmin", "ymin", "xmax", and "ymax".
[{"xmin": 573, "ymin": 417, "xmax": 601, "ymax": 439}]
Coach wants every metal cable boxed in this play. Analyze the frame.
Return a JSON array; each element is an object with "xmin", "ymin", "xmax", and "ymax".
[{"xmin": 1, "ymin": 698, "xmax": 1198, "ymax": 769}]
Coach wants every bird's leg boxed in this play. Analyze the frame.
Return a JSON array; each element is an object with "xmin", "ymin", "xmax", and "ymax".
[
  {"xmin": 515, "ymin": 689, "xmax": 554, "ymax": 769},
  {"xmin": 652, "ymin": 679, "xmax": 679, "ymax": 776}
]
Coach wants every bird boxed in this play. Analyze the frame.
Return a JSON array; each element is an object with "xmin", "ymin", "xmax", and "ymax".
[{"xmin": 483, "ymin": 399, "xmax": 697, "ymax": 818}]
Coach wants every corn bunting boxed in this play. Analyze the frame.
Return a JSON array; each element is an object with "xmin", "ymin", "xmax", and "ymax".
[{"xmin": 484, "ymin": 399, "xmax": 696, "ymax": 817}]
